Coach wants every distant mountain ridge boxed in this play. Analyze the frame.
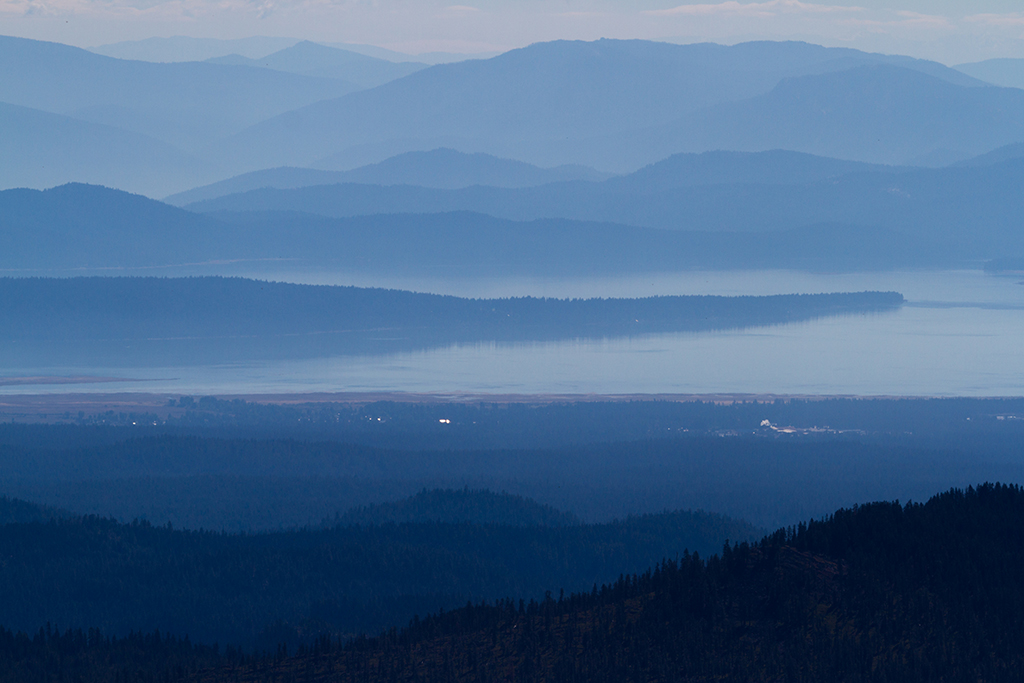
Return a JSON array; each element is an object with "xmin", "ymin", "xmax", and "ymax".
[
  {"xmin": 164, "ymin": 149, "xmax": 611, "ymax": 204},
  {"xmin": 0, "ymin": 183, "xmax": 966, "ymax": 275},
  {"xmin": 0, "ymin": 35, "xmax": 355, "ymax": 154},
  {"xmin": 212, "ymin": 39, "xmax": 987, "ymax": 173},
  {"xmin": 181, "ymin": 154, "xmax": 1024, "ymax": 262},
  {"xmin": 956, "ymin": 57, "xmax": 1024, "ymax": 89},
  {"xmin": 607, "ymin": 149, "xmax": 906, "ymax": 191},
  {"xmin": 89, "ymin": 35, "xmax": 486, "ymax": 65},
  {"xmin": 0, "ymin": 103, "xmax": 214, "ymax": 197},
  {"xmin": 647, "ymin": 64, "xmax": 1024, "ymax": 167},
  {"xmin": 4, "ymin": 36, "xmax": 1018, "ymax": 196},
  {"xmin": 204, "ymin": 41, "xmax": 426, "ymax": 88},
  {"xmin": 88, "ymin": 36, "xmax": 302, "ymax": 62},
  {"xmin": 7, "ymin": 173, "xmax": 1015, "ymax": 277}
]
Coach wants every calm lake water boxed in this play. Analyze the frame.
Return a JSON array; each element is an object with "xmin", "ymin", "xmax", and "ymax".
[{"xmin": 4, "ymin": 269, "xmax": 1024, "ymax": 397}]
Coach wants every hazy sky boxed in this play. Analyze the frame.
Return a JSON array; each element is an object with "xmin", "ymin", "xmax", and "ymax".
[{"xmin": 3, "ymin": 0, "xmax": 1024, "ymax": 64}]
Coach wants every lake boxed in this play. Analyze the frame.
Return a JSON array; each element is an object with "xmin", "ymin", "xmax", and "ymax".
[{"xmin": 3, "ymin": 269, "xmax": 1024, "ymax": 397}]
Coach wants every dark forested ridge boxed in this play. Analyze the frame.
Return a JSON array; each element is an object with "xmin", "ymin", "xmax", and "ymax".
[
  {"xmin": 0, "ymin": 277, "xmax": 902, "ymax": 365},
  {"xmin": 0, "ymin": 492, "xmax": 759, "ymax": 649},
  {"xmin": 0, "ymin": 496, "xmax": 69, "ymax": 525},
  {"xmin": 191, "ymin": 483, "xmax": 1024, "ymax": 683},
  {"xmin": 4, "ymin": 484, "xmax": 1024, "ymax": 682}
]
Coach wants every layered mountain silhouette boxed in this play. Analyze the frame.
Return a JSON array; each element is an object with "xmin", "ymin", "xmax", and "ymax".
[
  {"xmin": 205, "ymin": 41, "xmax": 426, "ymax": 88},
  {"xmin": 13, "ymin": 147, "xmax": 1024, "ymax": 274},
  {"xmin": 0, "ymin": 34, "xmax": 355, "ymax": 155},
  {"xmin": 88, "ymin": 35, "xmax": 302, "ymax": 62},
  {"xmin": 89, "ymin": 35, "xmax": 486, "ymax": 65},
  {"xmin": 0, "ymin": 103, "xmax": 212, "ymax": 198},
  {"xmin": 179, "ymin": 150, "xmax": 1024, "ymax": 263},
  {"xmin": 170, "ymin": 148, "xmax": 899, "ymax": 206},
  {"xmin": 6, "ymin": 35, "xmax": 1024, "ymax": 197},
  {"xmin": 638, "ymin": 64, "xmax": 1024, "ymax": 168},
  {"xmin": 211, "ymin": 39, "xmax": 986, "ymax": 173},
  {"xmin": 164, "ymin": 149, "xmax": 611, "ymax": 204},
  {"xmin": 0, "ymin": 183, "xmax": 965, "ymax": 274},
  {"xmin": 956, "ymin": 57, "xmax": 1024, "ymax": 89}
]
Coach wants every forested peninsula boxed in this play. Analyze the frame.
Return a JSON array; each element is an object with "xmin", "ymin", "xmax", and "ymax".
[{"xmin": 0, "ymin": 277, "xmax": 903, "ymax": 364}]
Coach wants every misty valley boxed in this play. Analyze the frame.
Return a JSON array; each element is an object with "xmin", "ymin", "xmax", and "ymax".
[{"xmin": 3, "ymin": 29, "xmax": 1024, "ymax": 683}]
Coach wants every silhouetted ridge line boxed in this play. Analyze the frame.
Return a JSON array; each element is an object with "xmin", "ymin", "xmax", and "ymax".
[
  {"xmin": 201, "ymin": 483, "xmax": 1024, "ymax": 682},
  {"xmin": 0, "ymin": 486, "xmax": 758, "ymax": 649}
]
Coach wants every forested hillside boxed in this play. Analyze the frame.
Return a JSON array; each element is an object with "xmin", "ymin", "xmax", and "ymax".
[
  {"xmin": 2, "ymin": 484, "xmax": 1022, "ymax": 681},
  {"xmin": 195, "ymin": 483, "xmax": 1024, "ymax": 682},
  {"xmin": 0, "ymin": 493, "xmax": 758, "ymax": 648}
]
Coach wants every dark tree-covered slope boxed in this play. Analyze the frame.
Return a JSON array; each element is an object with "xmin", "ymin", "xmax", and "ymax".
[
  {"xmin": 201, "ymin": 483, "xmax": 1024, "ymax": 682},
  {"xmin": 0, "ymin": 496, "xmax": 69, "ymax": 525},
  {"xmin": 0, "ymin": 627, "xmax": 227, "ymax": 683},
  {"xmin": 0, "ymin": 494, "xmax": 759, "ymax": 648},
  {"xmin": 1, "ymin": 485, "xmax": 1022, "ymax": 681}
]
